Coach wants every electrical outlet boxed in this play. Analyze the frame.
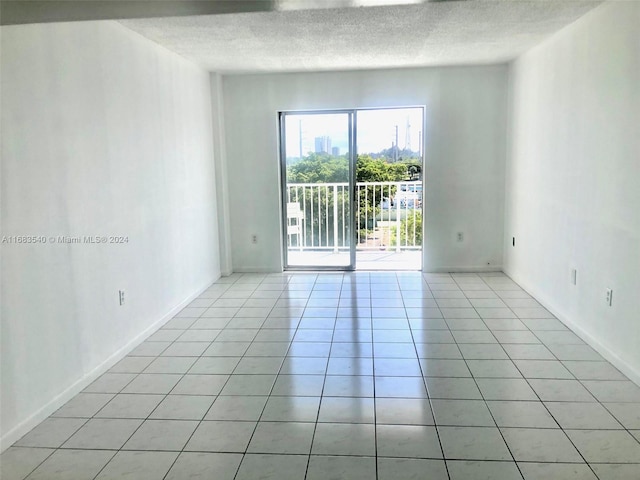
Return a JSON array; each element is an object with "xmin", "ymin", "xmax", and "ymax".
[
  {"xmin": 119, "ymin": 290, "xmax": 125, "ymax": 306},
  {"xmin": 251, "ymin": 234, "xmax": 258, "ymax": 244},
  {"xmin": 571, "ymin": 269, "xmax": 577, "ymax": 285},
  {"xmin": 605, "ymin": 288, "xmax": 613, "ymax": 306},
  {"xmin": 456, "ymin": 232, "xmax": 464, "ymax": 242}
]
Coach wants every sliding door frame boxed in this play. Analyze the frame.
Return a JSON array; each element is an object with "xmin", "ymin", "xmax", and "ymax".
[
  {"xmin": 279, "ymin": 105, "xmax": 426, "ymax": 271},
  {"xmin": 279, "ymin": 109, "xmax": 357, "ymax": 271},
  {"xmin": 353, "ymin": 105, "xmax": 425, "ymax": 271}
]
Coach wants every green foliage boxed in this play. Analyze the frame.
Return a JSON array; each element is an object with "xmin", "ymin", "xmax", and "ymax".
[
  {"xmin": 287, "ymin": 153, "xmax": 411, "ymax": 184},
  {"xmin": 286, "ymin": 153, "xmax": 350, "ymax": 247},
  {"xmin": 400, "ymin": 160, "xmax": 422, "ymax": 180},
  {"xmin": 286, "ymin": 152, "xmax": 421, "ymax": 249},
  {"xmin": 356, "ymin": 155, "xmax": 407, "ymax": 182},
  {"xmin": 287, "ymin": 153, "xmax": 348, "ymax": 183},
  {"xmin": 288, "ymin": 185, "xmax": 351, "ymax": 248},
  {"xmin": 355, "ymin": 155, "xmax": 407, "ymax": 229},
  {"xmin": 391, "ymin": 210, "xmax": 422, "ymax": 247}
]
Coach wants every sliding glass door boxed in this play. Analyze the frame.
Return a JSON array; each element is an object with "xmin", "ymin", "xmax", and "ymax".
[
  {"xmin": 280, "ymin": 111, "xmax": 355, "ymax": 269},
  {"xmin": 280, "ymin": 107, "xmax": 424, "ymax": 271}
]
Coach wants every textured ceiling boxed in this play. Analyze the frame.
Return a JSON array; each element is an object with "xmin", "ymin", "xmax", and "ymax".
[{"xmin": 120, "ymin": 0, "xmax": 603, "ymax": 73}]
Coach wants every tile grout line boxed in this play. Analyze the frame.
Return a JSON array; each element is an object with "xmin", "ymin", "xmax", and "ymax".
[
  {"xmin": 408, "ymin": 272, "xmax": 452, "ymax": 480},
  {"xmin": 464, "ymin": 273, "xmax": 607, "ymax": 477},
  {"xmin": 162, "ymin": 275, "xmax": 252, "ymax": 480},
  {"xmin": 371, "ymin": 273, "xmax": 385, "ymax": 480},
  {"xmin": 302, "ymin": 272, "xmax": 334, "ymax": 480},
  {"xmin": 494, "ymin": 275, "xmax": 633, "ymax": 478},
  {"xmin": 453, "ymin": 273, "xmax": 528, "ymax": 480},
  {"xmin": 8, "ymin": 271, "xmax": 640, "ymax": 479},
  {"xmin": 140, "ymin": 278, "xmax": 240, "ymax": 480}
]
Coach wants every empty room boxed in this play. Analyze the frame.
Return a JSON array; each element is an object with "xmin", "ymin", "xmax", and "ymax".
[{"xmin": 1, "ymin": 0, "xmax": 639, "ymax": 479}]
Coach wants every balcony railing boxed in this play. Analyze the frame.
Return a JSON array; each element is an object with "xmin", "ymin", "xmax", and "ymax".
[{"xmin": 285, "ymin": 181, "xmax": 422, "ymax": 252}]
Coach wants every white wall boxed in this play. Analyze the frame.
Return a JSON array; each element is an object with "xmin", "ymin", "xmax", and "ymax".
[
  {"xmin": 504, "ymin": 2, "xmax": 640, "ymax": 381},
  {"xmin": 1, "ymin": 21, "xmax": 220, "ymax": 448},
  {"xmin": 222, "ymin": 66, "xmax": 508, "ymax": 272}
]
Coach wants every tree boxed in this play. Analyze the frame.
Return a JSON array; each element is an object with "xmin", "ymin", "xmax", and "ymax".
[
  {"xmin": 356, "ymin": 155, "xmax": 407, "ymax": 182},
  {"xmin": 287, "ymin": 153, "xmax": 411, "ymax": 184},
  {"xmin": 391, "ymin": 210, "xmax": 422, "ymax": 247},
  {"xmin": 286, "ymin": 152, "xmax": 419, "ymax": 247},
  {"xmin": 355, "ymin": 155, "xmax": 407, "ymax": 232},
  {"xmin": 287, "ymin": 153, "xmax": 348, "ymax": 183}
]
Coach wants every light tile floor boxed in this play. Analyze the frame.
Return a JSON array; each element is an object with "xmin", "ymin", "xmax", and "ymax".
[{"xmin": 3, "ymin": 272, "xmax": 640, "ymax": 480}]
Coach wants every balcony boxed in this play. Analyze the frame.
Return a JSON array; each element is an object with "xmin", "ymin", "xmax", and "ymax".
[{"xmin": 285, "ymin": 181, "xmax": 422, "ymax": 269}]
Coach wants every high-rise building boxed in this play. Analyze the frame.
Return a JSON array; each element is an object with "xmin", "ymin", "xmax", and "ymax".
[
  {"xmin": 331, "ymin": 146, "xmax": 340, "ymax": 156},
  {"xmin": 314, "ymin": 136, "xmax": 331, "ymax": 153}
]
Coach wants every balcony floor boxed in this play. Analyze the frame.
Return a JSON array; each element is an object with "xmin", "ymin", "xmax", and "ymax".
[{"xmin": 287, "ymin": 250, "xmax": 422, "ymax": 270}]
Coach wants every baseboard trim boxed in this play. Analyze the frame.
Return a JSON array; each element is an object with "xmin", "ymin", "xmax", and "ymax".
[
  {"xmin": 232, "ymin": 266, "xmax": 281, "ymax": 273},
  {"xmin": 425, "ymin": 265, "xmax": 503, "ymax": 273},
  {"xmin": 504, "ymin": 269, "xmax": 640, "ymax": 387},
  {"xmin": 232, "ymin": 266, "xmax": 503, "ymax": 274},
  {"xmin": 0, "ymin": 276, "xmax": 219, "ymax": 452}
]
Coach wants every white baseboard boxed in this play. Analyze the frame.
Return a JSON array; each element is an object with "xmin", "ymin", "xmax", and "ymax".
[
  {"xmin": 0, "ymin": 278, "xmax": 218, "ymax": 453},
  {"xmin": 504, "ymin": 269, "xmax": 640, "ymax": 387},
  {"xmin": 425, "ymin": 265, "xmax": 503, "ymax": 273},
  {"xmin": 233, "ymin": 266, "xmax": 504, "ymax": 274},
  {"xmin": 232, "ymin": 266, "xmax": 281, "ymax": 273}
]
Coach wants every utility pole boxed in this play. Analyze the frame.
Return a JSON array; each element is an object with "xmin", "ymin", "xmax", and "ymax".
[
  {"xmin": 299, "ymin": 120, "xmax": 303, "ymax": 159},
  {"xmin": 404, "ymin": 117, "xmax": 411, "ymax": 151},
  {"xmin": 394, "ymin": 125, "xmax": 399, "ymax": 162}
]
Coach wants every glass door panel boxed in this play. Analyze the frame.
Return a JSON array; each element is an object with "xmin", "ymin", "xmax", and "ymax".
[
  {"xmin": 281, "ymin": 112, "xmax": 354, "ymax": 269},
  {"xmin": 354, "ymin": 107, "xmax": 424, "ymax": 270}
]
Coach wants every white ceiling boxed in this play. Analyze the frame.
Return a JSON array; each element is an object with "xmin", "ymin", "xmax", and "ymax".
[{"xmin": 120, "ymin": 0, "xmax": 603, "ymax": 73}]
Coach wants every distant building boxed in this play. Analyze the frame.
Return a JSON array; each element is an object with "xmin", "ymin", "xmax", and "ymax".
[
  {"xmin": 314, "ymin": 136, "xmax": 331, "ymax": 154},
  {"xmin": 331, "ymin": 146, "xmax": 340, "ymax": 156}
]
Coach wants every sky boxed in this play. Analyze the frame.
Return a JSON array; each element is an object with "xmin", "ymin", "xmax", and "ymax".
[{"xmin": 284, "ymin": 107, "xmax": 423, "ymax": 158}]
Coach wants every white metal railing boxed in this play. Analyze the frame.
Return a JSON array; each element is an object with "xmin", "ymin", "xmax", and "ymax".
[{"xmin": 286, "ymin": 181, "xmax": 422, "ymax": 251}]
